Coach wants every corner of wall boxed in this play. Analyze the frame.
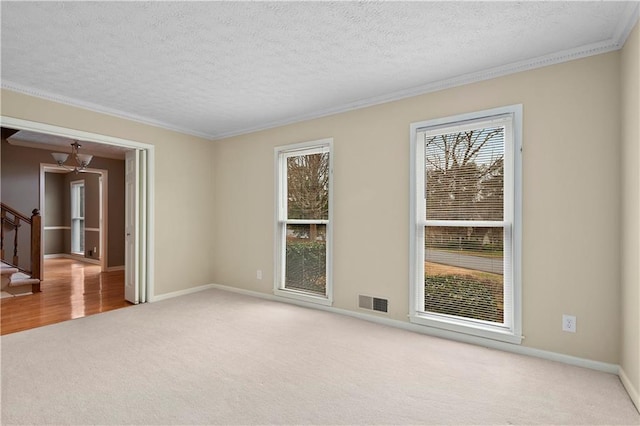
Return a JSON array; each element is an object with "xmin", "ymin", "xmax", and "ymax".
[
  {"xmin": 619, "ymin": 16, "xmax": 640, "ymax": 411},
  {"xmin": 620, "ymin": 366, "xmax": 640, "ymax": 413}
]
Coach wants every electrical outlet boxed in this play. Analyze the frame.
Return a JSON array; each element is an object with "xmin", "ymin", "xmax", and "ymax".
[
  {"xmin": 256, "ymin": 270, "xmax": 263, "ymax": 280},
  {"xmin": 562, "ymin": 314, "xmax": 576, "ymax": 333}
]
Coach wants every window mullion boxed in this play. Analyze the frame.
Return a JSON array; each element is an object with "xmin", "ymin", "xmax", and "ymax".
[
  {"xmin": 424, "ymin": 220, "xmax": 507, "ymax": 228},
  {"xmin": 284, "ymin": 219, "xmax": 329, "ymax": 225}
]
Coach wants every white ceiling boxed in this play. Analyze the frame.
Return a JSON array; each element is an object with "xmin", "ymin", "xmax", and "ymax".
[{"xmin": 1, "ymin": 1, "xmax": 638, "ymax": 140}]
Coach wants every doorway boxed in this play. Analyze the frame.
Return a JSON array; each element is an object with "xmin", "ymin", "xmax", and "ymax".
[
  {"xmin": 1, "ymin": 115, "xmax": 154, "ymax": 306},
  {"xmin": 41, "ymin": 166, "xmax": 109, "ymax": 272}
]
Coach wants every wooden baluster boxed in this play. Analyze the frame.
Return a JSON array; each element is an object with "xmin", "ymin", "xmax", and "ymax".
[
  {"xmin": 31, "ymin": 209, "xmax": 42, "ymax": 290},
  {"xmin": 13, "ymin": 216, "xmax": 20, "ymax": 266}
]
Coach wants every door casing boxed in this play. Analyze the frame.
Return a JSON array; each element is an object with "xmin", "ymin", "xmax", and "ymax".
[
  {"xmin": 1, "ymin": 115, "xmax": 155, "ymax": 302},
  {"xmin": 40, "ymin": 165, "xmax": 109, "ymax": 271}
]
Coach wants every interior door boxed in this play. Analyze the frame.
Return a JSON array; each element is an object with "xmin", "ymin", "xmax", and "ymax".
[
  {"xmin": 124, "ymin": 149, "xmax": 140, "ymax": 303},
  {"xmin": 138, "ymin": 150, "xmax": 147, "ymax": 303}
]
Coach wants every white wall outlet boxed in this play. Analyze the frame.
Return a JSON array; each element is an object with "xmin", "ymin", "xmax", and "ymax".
[
  {"xmin": 256, "ymin": 269, "xmax": 263, "ymax": 280},
  {"xmin": 562, "ymin": 314, "xmax": 576, "ymax": 333}
]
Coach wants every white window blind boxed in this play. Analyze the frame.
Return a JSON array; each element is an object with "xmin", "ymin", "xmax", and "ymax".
[
  {"xmin": 275, "ymin": 140, "xmax": 333, "ymax": 305},
  {"xmin": 410, "ymin": 106, "xmax": 522, "ymax": 344}
]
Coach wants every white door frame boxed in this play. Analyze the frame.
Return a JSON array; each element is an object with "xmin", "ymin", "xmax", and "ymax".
[
  {"xmin": 40, "ymin": 164, "xmax": 109, "ymax": 272},
  {"xmin": 1, "ymin": 115, "xmax": 155, "ymax": 302}
]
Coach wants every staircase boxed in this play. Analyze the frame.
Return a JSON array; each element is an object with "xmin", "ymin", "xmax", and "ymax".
[
  {"xmin": 1, "ymin": 203, "xmax": 42, "ymax": 298},
  {"xmin": 1, "ymin": 262, "xmax": 39, "ymax": 297}
]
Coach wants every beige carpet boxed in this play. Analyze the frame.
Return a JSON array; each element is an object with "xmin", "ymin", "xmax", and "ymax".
[{"xmin": 1, "ymin": 288, "xmax": 638, "ymax": 425}]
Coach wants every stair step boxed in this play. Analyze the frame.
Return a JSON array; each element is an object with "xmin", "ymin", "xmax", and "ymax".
[
  {"xmin": 1, "ymin": 264, "xmax": 40, "ymax": 289},
  {"xmin": 11, "ymin": 271, "xmax": 33, "ymax": 280},
  {"xmin": 1, "ymin": 264, "xmax": 19, "ymax": 275},
  {"xmin": 8, "ymin": 277, "xmax": 40, "ymax": 287},
  {"xmin": 1, "ymin": 287, "xmax": 33, "ymax": 298}
]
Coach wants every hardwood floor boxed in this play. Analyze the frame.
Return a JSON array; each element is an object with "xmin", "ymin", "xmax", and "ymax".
[{"xmin": 1, "ymin": 258, "xmax": 131, "ymax": 335}]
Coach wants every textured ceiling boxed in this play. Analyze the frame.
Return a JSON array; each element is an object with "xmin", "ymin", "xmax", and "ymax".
[{"xmin": 1, "ymin": 1, "xmax": 638, "ymax": 140}]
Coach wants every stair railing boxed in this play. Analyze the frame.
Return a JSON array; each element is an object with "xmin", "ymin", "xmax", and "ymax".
[{"xmin": 1, "ymin": 203, "xmax": 42, "ymax": 291}]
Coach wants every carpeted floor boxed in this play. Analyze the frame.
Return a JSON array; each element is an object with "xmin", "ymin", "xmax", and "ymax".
[{"xmin": 1, "ymin": 288, "xmax": 638, "ymax": 425}]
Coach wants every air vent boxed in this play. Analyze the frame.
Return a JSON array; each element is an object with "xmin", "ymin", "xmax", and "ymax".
[
  {"xmin": 373, "ymin": 297, "xmax": 388, "ymax": 313},
  {"xmin": 358, "ymin": 295, "xmax": 373, "ymax": 310},
  {"xmin": 358, "ymin": 295, "xmax": 388, "ymax": 313}
]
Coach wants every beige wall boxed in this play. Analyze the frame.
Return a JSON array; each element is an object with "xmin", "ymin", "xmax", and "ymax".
[
  {"xmin": 621, "ymin": 20, "xmax": 640, "ymax": 404},
  {"xmin": 0, "ymin": 37, "xmax": 635, "ymax": 370},
  {"xmin": 0, "ymin": 90, "xmax": 216, "ymax": 296},
  {"xmin": 213, "ymin": 51, "xmax": 624, "ymax": 364}
]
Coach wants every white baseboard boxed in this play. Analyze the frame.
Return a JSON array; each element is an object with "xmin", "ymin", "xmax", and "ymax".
[
  {"xmin": 207, "ymin": 283, "xmax": 620, "ymax": 375},
  {"xmin": 106, "ymin": 265, "xmax": 125, "ymax": 272},
  {"xmin": 45, "ymin": 253, "xmax": 100, "ymax": 265},
  {"xmin": 150, "ymin": 282, "xmax": 628, "ymax": 398},
  {"xmin": 619, "ymin": 366, "xmax": 640, "ymax": 413},
  {"xmin": 149, "ymin": 283, "xmax": 217, "ymax": 302},
  {"xmin": 44, "ymin": 254, "xmax": 66, "ymax": 259}
]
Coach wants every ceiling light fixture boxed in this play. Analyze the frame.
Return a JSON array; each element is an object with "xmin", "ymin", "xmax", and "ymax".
[{"xmin": 51, "ymin": 141, "xmax": 93, "ymax": 173}]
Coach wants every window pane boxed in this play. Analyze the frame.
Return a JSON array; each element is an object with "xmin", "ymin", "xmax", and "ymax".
[
  {"xmin": 424, "ymin": 127, "xmax": 504, "ymax": 221},
  {"xmin": 285, "ymin": 224, "xmax": 327, "ymax": 295},
  {"xmin": 71, "ymin": 218, "xmax": 85, "ymax": 254},
  {"xmin": 424, "ymin": 226, "xmax": 504, "ymax": 323},
  {"xmin": 79, "ymin": 219, "xmax": 85, "ymax": 252},
  {"xmin": 287, "ymin": 152, "xmax": 329, "ymax": 220},
  {"xmin": 79, "ymin": 185, "xmax": 85, "ymax": 218},
  {"xmin": 71, "ymin": 186, "xmax": 77, "ymax": 217}
]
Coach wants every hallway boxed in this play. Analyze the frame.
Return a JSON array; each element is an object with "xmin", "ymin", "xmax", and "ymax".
[{"xmin": 1, "ymin": 258, "xmax": 130, "ymax": 335}]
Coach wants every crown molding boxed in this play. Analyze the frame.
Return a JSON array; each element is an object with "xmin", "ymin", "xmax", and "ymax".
[
  {"xmin": 614, "ymin": 2, "xmax": 640, "ymax": 49},
  {"xmin": 212, "ymin": 37, "xmax": 626, "ymax": 140},
  {"xmin": 3, "ymin": 4, "xmax": 638, "ymax": 141},
  {"xmin": 212, "ymin": 5, "xmax": 640, "ymax": 140},
  {"xmin": 0, "ymin": 81, "xmax": 214, "ymax": 140}
]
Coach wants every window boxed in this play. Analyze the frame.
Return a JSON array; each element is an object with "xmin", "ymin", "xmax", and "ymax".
[
  {"xmin": 410, "ymin": 105, "xmax": 522, "ymax": 344},
  {"xmin": 70, "ymin": 180, "xmax": 85, "ymax": 255},
  {"xmin": 275, "ymin": 139, "xmax": 333, "ymax": 305}
]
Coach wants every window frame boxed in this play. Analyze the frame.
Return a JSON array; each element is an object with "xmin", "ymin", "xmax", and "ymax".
[
  {"xmin": 274, "ymin": 138, "xmax": 333, "ymax": 306},
  {"xmin": 70, "ymin": 179, "xmax": 85, "ymax": 255},
  {"xmin": 409, "ymin": 105, "xmax": 523, "ymax": 344}
]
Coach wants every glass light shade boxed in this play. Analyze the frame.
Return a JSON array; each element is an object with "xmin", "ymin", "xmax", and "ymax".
[
  {"xmin": 76, "ymin": 154, "xmax": 93, "ymax": 166},
  {"xmin": 51, "ymin": 152, "xmax": 69, "ymax": 164}
]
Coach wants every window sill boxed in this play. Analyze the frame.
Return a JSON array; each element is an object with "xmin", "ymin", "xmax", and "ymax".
[{"xmin": 410, "ymin": 313, "xmax": 522, "ymax": 345}]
